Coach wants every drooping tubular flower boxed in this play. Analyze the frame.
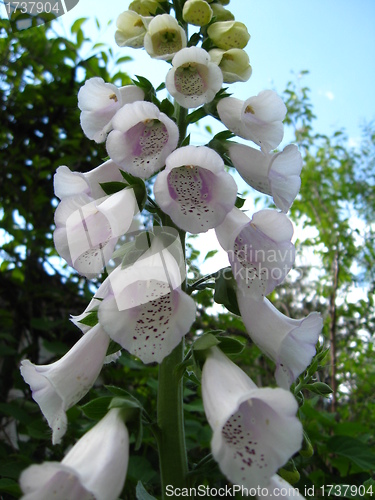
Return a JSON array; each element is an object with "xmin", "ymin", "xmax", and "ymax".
[
  {"xmin": 78, "ymin": 77, "xmax": 145, "ymax": 143},
  {"xmin": 19, "ymin": 408, "xmax": 129, "ymax": 500},
  {"xmin": 106, "ymin": 100, "xmax": 179, "ymax": 179},
  {"xmin": 228, "ymin": 143, "xmax": 302, "ymax": 213},
  {"xmin": 115, "ymin": 10, "xmax": 150, "ymax": 48},
  {"xmin": 217, "ymin": 90, "xmax": 287, "ymax": 152},
  {"xmin": 237, "ymin": 292, "xmax": 323, "ymax": 389},
  {"xmin": 154, "ymin": 145, "xmax": 238, "ymax": 233},
  {"xmin": 202, "ymin": 347, "xmax": 303, "ymax": 489},
  {"xmin": 82, "ymin": 232, "xmax": 196, "ymax": 364},
  {"xmin": 54, "ymin": 160, "xmax": 125, "ymax": 201},
  {"xmin": 209, "ymin": 48, "xmax": 252, "ymax": 84},
  {"xmin": 53, "ymin": 188, "xmax": 139, "ymax": 278},
  {"xmin": 20, "ymin": 324, "xmax": 110, "ymax": 445},
  {"xmin": 165, "ymin": 47, "xmax": 223, "ymax": 109},
  {"xmin": 144, "ymin": 14, "xmax": 187, "ymax": 60},
  {"xmin": 215, "ymin": 208, "xmax": 295, "ymax": 297}
]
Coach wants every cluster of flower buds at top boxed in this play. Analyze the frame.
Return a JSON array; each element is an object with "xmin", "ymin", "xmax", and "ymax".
[{"xmin": 19, "ymin": 0, "xmax": 323, "ymax": 498}]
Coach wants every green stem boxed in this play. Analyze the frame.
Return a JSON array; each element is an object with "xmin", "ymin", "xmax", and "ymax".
[
  {"xmin": 157, "ymin": 227, "xmax": 191, "ymax": 498},
  {"xmin": 157, "ymin": 340, "xmax": 191, "ymax": 498}
]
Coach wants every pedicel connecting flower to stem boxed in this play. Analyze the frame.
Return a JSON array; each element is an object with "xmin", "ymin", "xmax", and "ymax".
[{"xmin": 19, "ymin": 0, "xmax": 326, "ymax": 498}]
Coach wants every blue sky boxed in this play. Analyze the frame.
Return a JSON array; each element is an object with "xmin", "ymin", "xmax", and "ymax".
[{"xmin": 29, "ymin": 0, "xmax": 375, "ymax": 148}]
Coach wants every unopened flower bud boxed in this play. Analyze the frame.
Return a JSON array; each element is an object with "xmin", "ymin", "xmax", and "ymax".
[
  {"xmin": 207, "ymin": 20, "xmax": 250, "ymax": 50},
  {"xmin": 209, "ymin": 48, "xmax": 252, "ymax": 83},
  {"xmin": 210, "ymin": 3, "xmax": 234, "ymax": 22},
  {"xmin": 278, "ymin": 462, "xmax": 300, "ymax": 485},
  {"xmin": 129, "ymin": 0, "xmax": 162, "ymax": 16},
  {"xmin": 115, "ymin": 10, "xmax": 148, "ymax": 48},
  {"xmin": 182, "ymin": 0, "xmax": 213, "ymax": 26}
]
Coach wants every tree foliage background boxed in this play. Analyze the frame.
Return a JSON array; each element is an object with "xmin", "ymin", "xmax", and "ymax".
[{"xmin": 0, "ymin": 13, "xmax": 374, "ymax": 499}]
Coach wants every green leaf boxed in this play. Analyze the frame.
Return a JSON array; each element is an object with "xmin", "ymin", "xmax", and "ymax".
[
  {"xmin": 0, "ymin": 478, "xmax": 21, "ymax": 497},
  {"xmin": 116, "ymin": 56, "xmax": 132, "ymax": 64},
  {"xmin": 80, "ymin": 397, "xmax": 112, "ymax": 420},
  {"xmin": 204, "ymin": 250, "xmax": 217, "ymax": 260},
  {"xmin": 180, "ymin": 134, "xmax": 191, "ymax": 147},
  {"xmin": 214, "ymin": 267, "xmax": 240, "ymax": 316},
  {"xmin": 235, "ymin": 196, "xmax": 246, "ymax": 209},
  {"xmin": 305, "ymin": 381, "xmax": 333, "ymax": 396},
  {"xmin": 71, "ymin": 17, "xmax": 88, "ymax": 34},
  {"xmin": 192, "ymin": 333, "xmax": 220, "ymax": 351},
  {"xmin": 99, "ymin": 181, "xmax": 126, "ymax": 195},
  {"xmin": 78, "ymin": 311, "xmax": 98, "ymax": 328},
  {"xmin": 218, "ymin": 336, "xmax": 246, "ymax": 355},
  {"xmin": 327, "ymin": 435, "xmax": 375, "ymax": 471}
]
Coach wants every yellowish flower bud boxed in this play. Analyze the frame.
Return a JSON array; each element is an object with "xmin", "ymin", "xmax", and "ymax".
[
  {"xmin": 129, "ymin": 0, "xmax": 162, "ymax": 17},
  {"xmin": 182, "ymin": 0, "xmax": 213, "ymax": 26},
  {"xmin": 209, "ymin": 48, "xmax": 252, "ymax": 83},
  {"xmin": 210, "ymin": 3, "xmax": 234, "ymax": 22},
  {"xmin": 115, "ymin": 10, "xmax": 148, "ymax": 48},
  {"xmin": 207, "ymin": 20, "xmax": 250, "ymax": 50}
]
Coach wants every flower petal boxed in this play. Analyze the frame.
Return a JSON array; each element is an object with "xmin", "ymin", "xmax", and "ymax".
[
  {"xmin": 166, "ymin": 47, "xmax": 223, "ymax": 109},
  {"xmin": 98, "ymin": 284, "xmax": 195, "ymax": 364},
  {"xmin": 237, "ymin": 293, "xmax": 323, "ymax": 388},
  {"xmin": 202, "ymin": 347, "xmax": 303, "ymax": 488},
  {"xmin": 20, "ymin": 324, "xmax": 110, "ymax": 444},
  {"xmin": 62, "ymin": 409, "xmax": 129, "ymax": 500},
  {"xmin": 106, "ymin": 101, "xmax": 179, "ymax": 178},
  {"xmin": 154, "ymin": 145, "xmax": 237, "ymax": 233}
]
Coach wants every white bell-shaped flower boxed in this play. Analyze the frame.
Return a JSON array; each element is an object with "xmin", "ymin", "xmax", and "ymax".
[
  {"xmin": 54, "ymin": 160, "xmax": 124, "ymax": 201},
  {"xmin": 53, "ymin": 188, "xmax": 138, "ymax": 278},
  {"xmin": 20, "ymin": 324, "xmax": 110, "ymax": 445},
  {"xmin": 78, "ymin": 77, "xmax": 145, "ymax": 143},
  {"xmin": 229, "ymin": 143, "xmax": 302, "ymax": 213},
  {"xmin": 96, "ymin": 233, "xmax": 195, "ymax": 363},
  {"xmin": 215, "ymin": 208, "xmax": 295, "ymax": 297},
  {"xmin": 202, "ymin": 347, "xmax": 303, "ymax": 489},
  {"xmin": 209, "ymin": 48, "xmax": 252, "ymax": 83},
  {"xmin": 237, "ymin": 292, "xmax": 323, "ymax": 389},
  {"xmin": 144, "ymin": 14, "xmax": 187, "ymax": 60},
  {"xmin": 19, "ymin": 408, "xmax": 129, "ymax": 500},
  {"xmin": 106, "ymin": 100, "xmax": 179, "ymax": 179},
  {"xmin": 217, "ymin": 90, "xmax": 287, "ymax": 152},
  {"xmin": 165, "ymin": 47, "xmax": 223, "ymax": 109},
  {"xmin": 154, "ymin": 145, "xmax": 237, "ymax": 233}
]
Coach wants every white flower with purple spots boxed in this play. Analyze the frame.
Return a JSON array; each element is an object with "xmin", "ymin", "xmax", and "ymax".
[
  {"xmin": 165, "ymin": 47, "xmax": 223, "ymax": 109},
  {"xmin": 215, "ymin": 208, "xmax": 295, "ymax": 297},
  {"xmin": 217, "ymin": 90, "xmax": 287, "ymax": 152},
  {"xmin": 20, "ymin": 324, "xmax": 110, "ymax": 445},
  {"xmin": 237, "ymin": 292, "xmax": 323, "ymax": 389},
  {"xmin": 19, "ymin": 408, "xmax": 129, "ymax": 500},
  {"xmin": 106, "ymin": 101, "xmax": 179, "ymax": 179},
  {"xmin": 53, "ymin": 188, "xmax": 139, "ymax": 278},
  {"xmin": 154, "ymin": 145, "xmax": 237, "ymax": 233},
  {"xmin": 228, "ymin": 143, "xmax": 302, "ymax": 213},
  {"xmin": 78, "ymin": 77, "xmax": 145, "ymax": 143},
  {"xmin": 202, "ymin": 347, "xmax": 303, "ymax": 489},
  {"xmin": 94, "ymin": 236, "xmax": 195, "ymax": 364}
]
